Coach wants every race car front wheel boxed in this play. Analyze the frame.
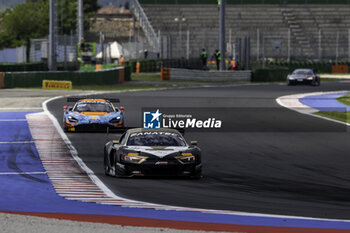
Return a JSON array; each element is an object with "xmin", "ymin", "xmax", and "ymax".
[
  {"xmin": 312, "ymin": 79, "xmax": 321, "ymax": 86},
  {"xmin": 287, "ymin": 80, "xmax": 294, "ymax": 86},
  {"xmin": 111, "ymin": 151, "xmax": 124, "ymax": 177},
  {"xmin": 114, "ymin": 164, "xmax": 125, "ymax": 178},
  {"xmin": 104, "ymin": 155, "xmax": 111, "ymax": 175},
  {"xmin": 191, "ymin": 171, "xmax": 202, "ymax": 180}
]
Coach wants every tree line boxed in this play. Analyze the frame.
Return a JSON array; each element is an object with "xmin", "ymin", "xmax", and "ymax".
[{"xmin": 0, "ymin": 0, "xmax": 99, "ymax": 50}]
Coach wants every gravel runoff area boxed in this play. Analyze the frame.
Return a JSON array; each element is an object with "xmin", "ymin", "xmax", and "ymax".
[
  {"xmin": 0, "ymin": 89, "xmax": 98, "ymax": 111},
  {"xmin": 0, "ymin": 89, "xmax": 227, "ymax": 233}
]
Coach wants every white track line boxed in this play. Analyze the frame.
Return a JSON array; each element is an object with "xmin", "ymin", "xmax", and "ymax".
[
  {"xmin": 276, "ymin": 90, "xmax": 350, "ymax": 126},
  {"xmin": 23, "ymin": 94, "xmax": 350, "ymax": 223},
  {"xmin": 0, "ymin": 141, "xmax": 34, "ymax": 144},
  {"xmin": 0, "ymin": 172, "xmax": 46, "ymax": 175},
  {"xmin": 0, "ymin": 107, "xmax": 42, "ymax": 110},
  {"xmin": 0, "ymin": 119, "xmax": 27, "ymax": 122}
]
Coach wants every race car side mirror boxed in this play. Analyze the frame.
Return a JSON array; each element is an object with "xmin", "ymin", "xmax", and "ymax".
[
  {"xmin": 64, "ymin": 106, "xmax": 72, "ymax": 111},
  {"xmin": 120, "ymin": 106, "xmax": 125, "ymax": 110},
  {"xmin": 190, "ymin": 141, "xmax": 198, "ymax": 146}
]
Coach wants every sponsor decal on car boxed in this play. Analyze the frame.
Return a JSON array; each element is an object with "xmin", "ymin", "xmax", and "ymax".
[{"xmin": 130, "ymin": 131, "xmax": 180, "ymax": 137}]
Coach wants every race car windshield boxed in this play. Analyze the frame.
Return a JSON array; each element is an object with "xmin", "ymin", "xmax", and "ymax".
[
  {"xmin": 74, "ymin": 103, "xmax": 115, "ymax": 112},
  {"xmin": 292, "ymin": 70, "xmax": 313, "ymax": 75},
  {"xmin": 127, "ymin": 133, "xmax": 187, "ymax": 147}
]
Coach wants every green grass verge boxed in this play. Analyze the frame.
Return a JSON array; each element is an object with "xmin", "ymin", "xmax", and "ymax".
[
  {"xmin": 320, "ymin": 73, "xmax": 350, "ymax": 77},
  {"xmin": 314, "ymin": 94, "xmax": 350, "ymax": 124},
  {"xmin": 130, "ymin": 73, "xmax": 257, "ymax": 84},
  {"xmin": 315, "ymin": 111, "xmax": 350, "ymax": 123},
  {"xmin": 80, "ymin": 64, "xmax": 120, "ymax": 72},
  {"xmin": 71, "ymin": 83, "xmax": 192, "ymax": 91},
  {"xmin": 315, "ymin": 95, "xmax": 350, "ymax": 123},
  {"xmin": 129, "ymin": 72, "xmax": 350, "ymax": 84},
  {"xmin": 19, "ymin": 83, "xmax": 195, "ymax": 92},
  {"xmin": 337, "ymin": 94, "xmax": 350, "ymax": 106},
  {"xmin": 130, "ymin": 72, "xmax": 281, "ymax": 84},
  {"xmin": 320, "ymin": 78, "xmax": 350, "ymax": 82},
  {"xmin": 131, "ymin": 73, "xmax": 161, "ymax": 81}
]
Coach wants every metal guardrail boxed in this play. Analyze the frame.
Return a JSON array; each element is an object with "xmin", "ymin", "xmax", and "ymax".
[{"xmin": 132, "ymin": 0, "xmax": 159, "ymax": 52}]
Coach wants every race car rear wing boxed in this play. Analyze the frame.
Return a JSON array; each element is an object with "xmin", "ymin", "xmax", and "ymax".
[{"xmin": 67, "ymin": 97, "xmax": 120, "ymax": 103}]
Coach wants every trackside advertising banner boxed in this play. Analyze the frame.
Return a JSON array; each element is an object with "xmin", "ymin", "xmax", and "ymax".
[
  {"xmin": 142, "ymin": 107, "xmax": 347, "ymax": 132},
  {"xmin": 42, "ymin": 80, "xmax": 72, "ymax": 90}
]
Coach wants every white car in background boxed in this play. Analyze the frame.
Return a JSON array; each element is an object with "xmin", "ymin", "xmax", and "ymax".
[{"xmin": 287, "ymin": 69, "xmax": 320, "ymax": 86}]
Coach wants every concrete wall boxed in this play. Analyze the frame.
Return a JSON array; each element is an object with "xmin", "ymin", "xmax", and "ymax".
[{"xmin": 170, "ymin": 68, "xmax": 251, "ymax": 82}]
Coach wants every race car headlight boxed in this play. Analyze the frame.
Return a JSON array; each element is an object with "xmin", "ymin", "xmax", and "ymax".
[
  {"xmin": 306, "ymin": 76, "xmax": 313, "ymax": 80},
  {"xmin": 109, "ymin": 116, "xmax": 121, "ymax": 123},
  {"xmin": 68, "ymin": 116, "xmax": 78, "ymax": 122},
  {"xmin": 288, "ymin": 76, "xmax": 294, "ymax": 80},
  {"xmin": 122, "ymin": 153, "xmax": 148, "ymax": 164},
  {"xmin": 176, "ymin": 153, "xmax": 195, "ymax": 164}
]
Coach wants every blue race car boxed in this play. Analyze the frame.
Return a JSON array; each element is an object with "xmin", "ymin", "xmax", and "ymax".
[{"xmin": 63, "ymin": 98, "xmax": 125, "ymax": 132}]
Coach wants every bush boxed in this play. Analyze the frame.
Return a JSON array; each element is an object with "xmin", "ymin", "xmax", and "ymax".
[
  {"xmin": 124, "ymin": 66, "xmax": 131, "ymax": 81},
  {"xmin": 252, "ymin": 69, "xmax": 290, "ymax": 82},
  {"xmin": 0, "ymin": 62, "xmax": 48, "ymax": 72},
  {"xmin": 252, "ymin": 61, "xmax": 334, "ymax": 73}
]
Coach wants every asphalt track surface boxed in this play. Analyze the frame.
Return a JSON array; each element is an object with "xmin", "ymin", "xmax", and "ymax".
[{"xmin": 47, "ymin": 82, "xmax": 350, "ymax": 220}]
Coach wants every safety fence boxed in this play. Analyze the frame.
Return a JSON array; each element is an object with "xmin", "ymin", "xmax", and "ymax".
[
  {"xmin": 133, "ymin": 0, "xmax": 159, "ymax": 52},
  {"xmin": 28, "ymin": 34, "xmax": 152, "ymax": 65},
  {"xmin": 123, "ymin": 58, "xmax": 203, "ymax": 72},
  {"xmin": 140, "ymin": 2, "xmax": 350, "ymax": 62},
  {"xmin": 142, "ymin": 28, "xmax": 350, "ymax": 62},
  {"xmin": 251, "ymin": 61, "xmax": 350, "ymax": 81},
  {"xmin": 29, "ymin": 35, "xmax": 78, "ymax": 65}
]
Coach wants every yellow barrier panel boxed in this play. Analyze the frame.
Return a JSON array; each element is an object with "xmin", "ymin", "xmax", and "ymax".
[{"xmin": 42, "ymin": 80, "xmax": 72, "ymax": 90}]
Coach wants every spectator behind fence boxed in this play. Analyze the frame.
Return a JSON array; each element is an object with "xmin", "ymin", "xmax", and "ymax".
[
  {"xmin": 200, "ymin": 48, "xmax": 207, "ymax": 69},
  {"xmin": 215, "ymin": 49, "xmax": 221, "ymax": 70}
]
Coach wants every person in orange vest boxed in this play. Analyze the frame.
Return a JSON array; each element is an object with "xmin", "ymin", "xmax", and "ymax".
[
  {"xmin": 118, "ymin": 55, "xmax": 124, "ymax": 66},
  {"xmin": 228, "ymin": 59, "xmax": 234, "ymax": 70}
]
